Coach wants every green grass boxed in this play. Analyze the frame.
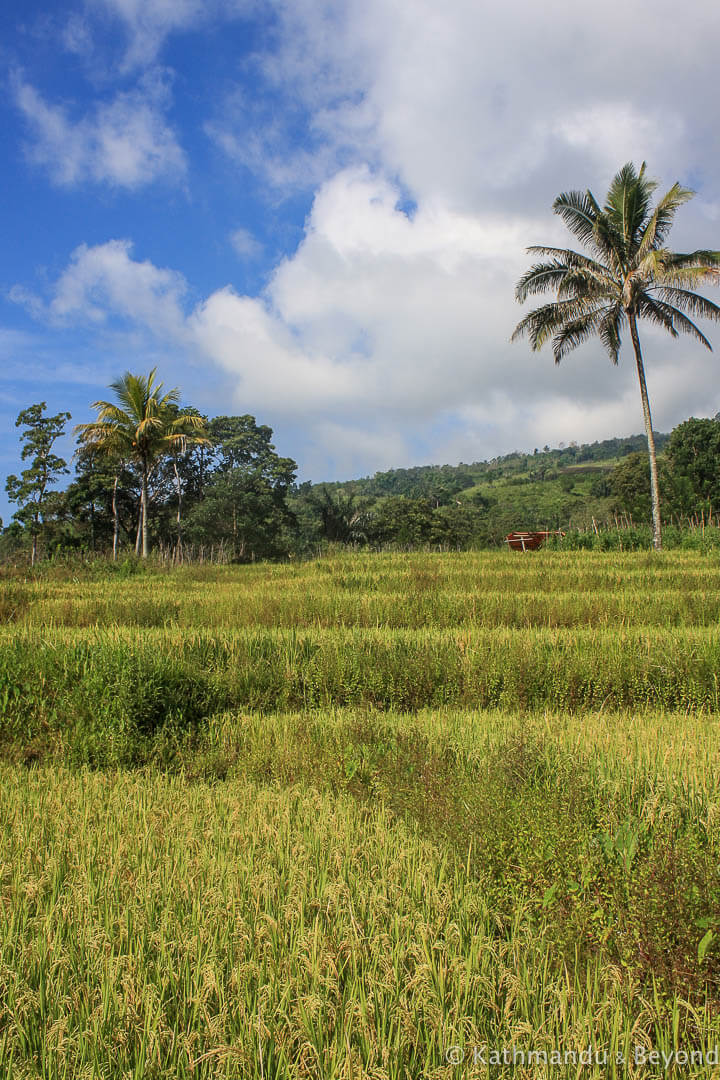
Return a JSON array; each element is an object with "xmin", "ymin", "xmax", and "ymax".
[
  {"xmin": 4, "ymin": 624, "xmax": 720, "ymax": 769},
  {"xmin": 1, "ymin": 550, "xmax": 720, "ymax": 1076}
]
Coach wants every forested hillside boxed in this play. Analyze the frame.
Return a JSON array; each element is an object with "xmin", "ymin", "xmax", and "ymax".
[{"xmin": 293, "ymin": 432, "xmax": 675, "ymax": 549}]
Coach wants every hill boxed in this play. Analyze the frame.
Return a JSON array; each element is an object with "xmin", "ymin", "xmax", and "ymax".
[{"xmin": 298, "ymin": 433, "xmax": 670, "ymax": 542}]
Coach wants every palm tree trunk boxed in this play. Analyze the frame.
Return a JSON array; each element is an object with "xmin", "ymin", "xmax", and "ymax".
[
  {"xmin": 173, "ymin": 459, "xmax": 183, "ymax": 561},
  {"xmin": 141, "ymin": 459, "xmax": 149, "ymax": 558},
  {"xmin": 135, "ymin": 500, "xmax": 142, "ymax": 556},
  {"xmin": 112, "ymin": 475, "xmax": 119, "ymax": 561},
  {"xmin": 628, "ymin": 312, "xmax": 662, "ymax": 550}
]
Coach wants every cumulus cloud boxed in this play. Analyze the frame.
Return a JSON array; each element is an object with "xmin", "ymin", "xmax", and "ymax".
[
  {"xmin": 13, "ymin": 73, "xmax": 186, "ymax": 189},
  {"xmin": 550, "ymin": 104, "xmax": 686, "ymax": 176},
  {"xmin": 12, "ymin": 240, "xmax": 189, "ymax": 338},
  {"xmin": 17, "ymin": 159, "xmax": 720, "ymax": 476},
  {"xmin": 209, "ymin": 0, "xmax": 718, "ymax": 215},
  {"xmin": 193, "ymin": 0, "xmax": 720, "ymax": 470},
  {"xmin": 9, "ymin": 0, "xmax": 720, "ymax": 476}
]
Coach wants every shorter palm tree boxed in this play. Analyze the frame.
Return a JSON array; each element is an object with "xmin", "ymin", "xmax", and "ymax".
[
  {"xmin": 512, "ymin": 162, "xmax": 720, "ymax": 549},
  {"xmin": 76, "ymin": 369, "xmax": 207, "ymax": 557}
]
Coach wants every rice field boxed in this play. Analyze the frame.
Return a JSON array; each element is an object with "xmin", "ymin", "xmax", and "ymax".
[{"xmin": 1, "ymin": 550, "xmax": 720, "ymax": 1077}]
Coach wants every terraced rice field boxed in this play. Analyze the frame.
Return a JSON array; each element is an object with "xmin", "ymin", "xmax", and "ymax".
[{"xmin": 1, "ymin": 550, "xmax": 719, "ymax": 1077}]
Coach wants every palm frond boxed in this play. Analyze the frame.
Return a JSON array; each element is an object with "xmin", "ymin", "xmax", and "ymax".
[
  {"xmin": 164, "ymin": 412, "xmax": 211, "ymax": 455},
  {"xmin": 512, "ymin": 298, "xmax": 604, "ymax": 351},
  {"xmin": 658, "ymin": 252, "xmax": 720, "ymax": 289},
  {"xmin": 168, "ymin": 413, "xmax": 208, "ymax": 436},
  {"xmin": 136, "ymin": 416, "xmax": 164, "ymax": 438},
  {"xmin": 89, "ymin": 402, "xmax": 136, "ymax": 428},
  {"xmin": 526, "ymin": 246, "xmax": 614, "ymax": 279},
  {"xmin": 75, "ymin": 420, "xmax": 119, "ymax": 442},
  {"xmin": 598, "ymin": 305, "xmax": 625, "ymax": 364},
  {"xmin": 637, "ymin": 182, "xmax": 694, "ymax": 259},
  {"xmin": 634, "ymin": 248, "xmax": 670, "ymax": 281},
  {"xmin": 666, "ymin": 250, "xmax": 720, "ymax": 269},
  {"xmin": 552, "ymin": 190, "xmax": 601, "ymax": 250},
  {"xmin": 158, "ymin": 387, "xmax": 182, "ymax": 410},
  {"xmin": 592, "ymin": 212, "xmax": 626, "ymax": 274},
  {"xmin": 652, "ymin": 287, "xmax": 720, "ymax": 322},
  {"xmin": 74, "ymin": 420, "xmax": 134, "ymax": 453},
  {"xmin": 109, "ymin": 372, "xmax": 153, "ymax": 420},
  {"xmin": 604, "ymin": 162, "xmax": 657, "ymax": 259},
  {"xmin": 636, "ymin": 296, "xmax": 679, "ymax": 337},
  {"xmin": 164, "ymin": 433, "xmax": 190, "ymax": 452},
  {"xmin": 552, "ymin": 306, "xmax": 613, "ymax": 363},
  {"xmin": 515, "ymin": 260, "xmax": 572, "ymax": 301},
  {"xmin": 557, "ymin": 268, "xmax": 619, "ymax": 302},
  {"xmin": 640, "ymin": 297, "xmax": 713, "ymax": 349}
]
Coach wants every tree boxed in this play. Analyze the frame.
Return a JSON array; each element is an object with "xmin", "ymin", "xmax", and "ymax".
[
  {"xmin": 512, "ymin": 162, "xmax": 720, "ymax": 549},
  {"xmin": 5, "ymin": 402, "xmax": 71, "ymax": 564},
  {"xmin": 665, "ymin": 416, "xmax": 720, "ymax": 515},
  {"xmin": 186, "ymin": 416, "xmax": 297, "ymax": 560},
  {"xmin": 152, "ymin": 405, "xmax": 209, "ymax": 559},
  {"xmin": 305, "ymin": 486, "xmax": 371, "ymax": 543},
  {"xmin": 366, "ymin": 496, "xmax": 435, "ymax": 547},
  {"xmin": 67, "ymin": 440, "xmax": 136, "ymax": 558},
  {"xmin": 75, "ymin": 369, "xmax": 207, "ymax": 557},
  {"xmin": 610, "ymin": 452, "xmax": 657, "ymax": 521}
]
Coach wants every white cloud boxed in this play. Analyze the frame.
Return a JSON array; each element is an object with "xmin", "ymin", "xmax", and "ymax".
[
  {"xmin": 13, "ymin": 240, "xmax": 188, "ymax": 338},
  {"xmin": 19, "ymin": 159, "xmax": 720, "ymax": 477},
  {"xmin": 52, "ymin": 241, "xmax": 189, "ymax": 339},
  {"xmin": 229, "ymin": 227, "xmax": 263, "ymax": 259},
  {"xmin": 86, "ymin": 0, "xmax": 255, "ymax": 69},
  {"xmin": 189, "ymin": 286, "xmax": 362, "ymax": 413},
  {"xmin": 304, "ymin": 421, "xmax": 411, "ymax": 480},
  {"xmin": 209, "ymin": 0, "xmax": 718, "ymax": 214},
  {"xmin": 13, "ymin": 73, "xmax": 186, "ymax": 189},
  {"xmin": 550, "ymin": 104, "xmax": 685, "ymax": 176},
  {"xmin": 191, "ymin": 0, "xmax": 720, "ymax": 471},
  {"xmin": 87, "ymin": 0, "xmax": 206, "ymax": 68},
  {"xmin": 9, "ymin": 0, "xmax": 720, "ymax": 478}
]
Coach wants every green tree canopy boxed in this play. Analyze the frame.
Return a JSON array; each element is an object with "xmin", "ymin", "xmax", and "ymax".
[
  {"xmin": 665, "ymin": 416, "xmax": 720, "ymax": 514},
  {"xmin": 186, "ymin": 416, "xmax": 297, "ymax": 561}
]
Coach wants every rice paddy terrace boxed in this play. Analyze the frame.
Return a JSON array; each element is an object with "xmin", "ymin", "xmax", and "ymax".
[{"xmin": 1, "ymin": 550, "xmax": 719, "ymax": 1077}]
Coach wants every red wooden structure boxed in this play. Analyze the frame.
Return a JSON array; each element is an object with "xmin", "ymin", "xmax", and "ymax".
[{"xmin": 504, "ymin": 530, "xmax": 565, "ymax": 551}]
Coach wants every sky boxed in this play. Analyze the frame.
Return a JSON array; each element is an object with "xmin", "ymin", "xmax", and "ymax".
[{"xmin": 2, "ymin": 0, "xmax": 720, "ymax": 521}]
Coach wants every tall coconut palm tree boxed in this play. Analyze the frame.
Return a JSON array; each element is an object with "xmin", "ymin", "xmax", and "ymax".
[
  {"xmin": 76, "ymin": 369, "xmax": 207, "ymax": 557},
  {"xmin": 512, "ymin": 162, "xmax": 720, "ymax": 549}
]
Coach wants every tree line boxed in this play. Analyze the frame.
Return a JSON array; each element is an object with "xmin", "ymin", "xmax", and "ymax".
[
  {"xmin": 4, "ymin": 365, "xmax": 720, "ymax": 563},
  {"xmin": 3, "ymin": 370, "xmax": 298, "ymax": 565}
]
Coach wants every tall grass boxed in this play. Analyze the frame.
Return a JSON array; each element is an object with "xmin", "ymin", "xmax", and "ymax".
[
  {"xmin": 2, "ymin": 550, "xmax": 720, "ymax": 1076},
  {"xmin": 2, "ymin": 737, "xmax": 719, "ymax": 1079},
  {"xmin": 3, "ymin": 623, "xmax": 720, "ymax": 767},
  {"xmin": 6, "ymin": 549, "xmax": 720, "ymax": 629}
]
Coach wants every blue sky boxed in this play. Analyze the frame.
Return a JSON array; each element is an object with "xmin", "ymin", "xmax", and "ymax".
[{"xmin": 2, "ymin": 0, "xmax": 720, "ymax": 523}]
